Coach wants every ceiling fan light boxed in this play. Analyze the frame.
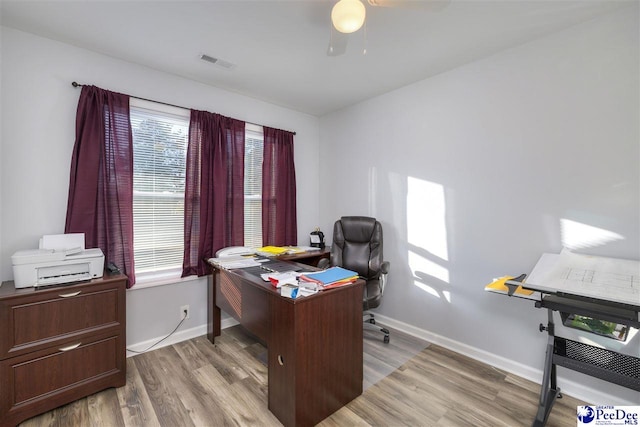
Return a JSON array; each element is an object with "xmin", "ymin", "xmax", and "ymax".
[{"xmin": 331, "ymin": 0, "xmax": 366, "ymax": 34}]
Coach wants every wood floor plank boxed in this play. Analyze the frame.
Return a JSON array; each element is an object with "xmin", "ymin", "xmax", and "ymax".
[
  {"xmin": 156, "ymin": 344, "xmax": 227, "ymax": 426},
  {"xmin": 318, "ymin": 405, "xmax": 372, "ymax": 427},
  {"xmin": 87, "ymin": 387, "xmax": 125, "ymax": 427},
  {"xmin": 190, "ymin": 364, "xmax": 236, "ymax": 426},
  {"xmin": 189, "ymin": 332, "xmax": 251, "ymax": 385},
  {"xmin": 215, "ymin": 337, "xmax": 269, "ymax": 388},
  {"xmin": 46, "ymin": 397, "xmax": 89, "ymax": 427},
  {"xmin": 367, "ymin": 373, "xmax": 447, "ymax": 424},
  {"xmin": 171, "ymin": 339, "xmax": 214, "ymax": 372},
  {"xmin": 228, "ymin": 376, "xmax": 281, "ymax": 426},
  {"xmin": 133, "ymin": 349, "xmax": 196, "ymax": 427},
  {"xmin": 193, "ymin": 364, "xmax": 279, "ymax": 426},
  {"xmin": 116, "ymin": 357, "xmax": 162, "ymax": 427},
  {"xmin": 19, "ymin": 411, "xmax": 55, "ymax": 427}
]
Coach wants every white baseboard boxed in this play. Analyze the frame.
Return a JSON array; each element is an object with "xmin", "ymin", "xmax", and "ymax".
[
  {"xmin": 126, "ymin": 318, "xmax": 239, "ymax": 356},
  {"xmin": 372, "ymin": 313, "xmax": 637, "ymax": 406}
]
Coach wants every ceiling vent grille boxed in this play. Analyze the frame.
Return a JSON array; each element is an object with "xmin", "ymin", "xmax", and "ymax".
[{"xmin": 200, "ymin": 54, "xmax": 235, "ymax": 70}]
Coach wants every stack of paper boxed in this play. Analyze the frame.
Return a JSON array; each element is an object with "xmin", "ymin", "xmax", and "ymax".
[
  {"xmin": 299, "ymin": 267, "xmax": 359, "ymax": 290},
  {"xmin": 208, "ymin": 255, "xmax": 261, "ymax": 269},
  {"xmin": 256, "ymin": 245, "xmax": 322, "ymax": 257},
  {"xmin": 285, "ymin": 246, "xmax": 321, "ymax": 253}
]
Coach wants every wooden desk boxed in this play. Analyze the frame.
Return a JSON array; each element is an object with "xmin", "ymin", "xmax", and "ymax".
[{"xmin": 207, "ymin": 261, "xmax": 363, "ymax": 427}]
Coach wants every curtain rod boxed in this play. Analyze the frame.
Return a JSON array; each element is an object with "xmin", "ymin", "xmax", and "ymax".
[{"xmin": 71, "ymin": 82, "xmax": 296, "ymax": 135}]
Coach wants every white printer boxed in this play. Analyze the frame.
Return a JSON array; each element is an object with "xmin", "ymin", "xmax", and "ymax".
[{"xmin": 11, "ymin": 233, "xmax": 105, "ymax": 288}]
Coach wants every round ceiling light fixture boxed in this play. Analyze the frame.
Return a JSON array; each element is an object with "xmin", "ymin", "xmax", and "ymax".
[{"xmin": 331, "ymin": 0, "xmax": 366, "ymax": 34}]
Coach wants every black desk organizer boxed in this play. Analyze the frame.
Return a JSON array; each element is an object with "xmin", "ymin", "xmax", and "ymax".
[{"xmin": 532, "ymin": 293, "xmax": 640, "ymax": 427}]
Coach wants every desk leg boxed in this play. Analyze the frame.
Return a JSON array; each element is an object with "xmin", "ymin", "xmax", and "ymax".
[
  {"xmin": 532, "ymin": 309, "xmax": 561, "ymax": 427},
  {"xmin": 207, "ymin": 274, "xmax": 221, "ymax": 343}
]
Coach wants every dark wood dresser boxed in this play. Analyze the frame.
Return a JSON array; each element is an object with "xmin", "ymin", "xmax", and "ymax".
[{"xmin": 0, "ymin": 273, "xmax": 126, "ymax": 426}]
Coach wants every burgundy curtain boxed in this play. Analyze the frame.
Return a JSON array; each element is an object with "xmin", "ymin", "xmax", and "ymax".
[
  {"xmin": 262, "ymin": 127, "xmax": 297, "ymax": 246},
  {"xmin": 65, "ymin": 86, "xmax": 135, "ymax": 286},
  {"xmin": 183, "ymin": 110, "xmax": 245, "ymax": 277}
]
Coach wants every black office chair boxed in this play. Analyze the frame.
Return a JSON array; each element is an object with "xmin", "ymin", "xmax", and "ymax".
[{"xmin": 319, "ymin": 216, "xmax": 390, "ymax": 343}]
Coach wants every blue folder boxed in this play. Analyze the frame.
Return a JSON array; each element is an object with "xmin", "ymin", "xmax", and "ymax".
[{"xmin": 303, "ymin": 266, "xmax": 359, "ymax": 285}]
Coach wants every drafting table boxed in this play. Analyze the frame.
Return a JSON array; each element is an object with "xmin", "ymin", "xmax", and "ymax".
[
  {"xmin": 513, "ymin": 251, "xmax": 640, "ymax": 427},
  {"xmin": 488, "ymin": 251, "xmax": 640, "ymax": 426}
]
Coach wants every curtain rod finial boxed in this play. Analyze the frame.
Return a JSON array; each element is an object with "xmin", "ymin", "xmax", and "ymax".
[{"xmin": 72, "ymin": 81, "xmax": 80, "ymax": 88}]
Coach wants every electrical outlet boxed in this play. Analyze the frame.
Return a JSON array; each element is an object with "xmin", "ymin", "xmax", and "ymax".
[{"xmin": 180, "ymin": 305, "xmax": 190, "ymax": 320}]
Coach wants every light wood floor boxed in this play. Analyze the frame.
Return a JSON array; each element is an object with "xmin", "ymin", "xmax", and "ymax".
[{"xmin": 21, "ymin": 324, "xmax": 585, "ymax": 426}]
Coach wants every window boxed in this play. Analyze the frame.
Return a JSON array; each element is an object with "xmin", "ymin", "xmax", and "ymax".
[
  {"xmin": 130, "ymin": 100, "xmax": 190, "ymax": 281},
  {"xmin": 130, "ymin": 100, "xmax": 264, "ymax": 282},
  {"xmin": 244, "ymin": 125, "xmax": 264, "ymax": 249}
]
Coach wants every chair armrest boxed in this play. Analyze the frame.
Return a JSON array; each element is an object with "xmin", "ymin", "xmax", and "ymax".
[
  {"xmin": 378, "ymin": 261, "xmax": 390, "ymax": 295},
  {"xmin": 317, "ymin": 257, "xmax": 330, "ymax": 270},
  {"xmin": 380, "ymin": 261, "xmax": 390, "ymax": 275}
]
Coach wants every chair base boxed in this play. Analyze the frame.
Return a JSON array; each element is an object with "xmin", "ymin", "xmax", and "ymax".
[{"xmin": 364, "ymin": 313, "xmax": 390, "ymax": 343}]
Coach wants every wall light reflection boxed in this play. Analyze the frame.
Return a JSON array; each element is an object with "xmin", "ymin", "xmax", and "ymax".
[
  {"xmin": 406, "ymin": 177, "xmax": 451, "ymax": 301},
  {"xmin": 409, "ymin": 250, "xmax": 450, "ymax": 284},
  {"xmin": 407, "ymin": 177, "xmax": 449, "ymax": 261},
  {"xmin": 560, "ymin": 218, "xmax": 624, "ymax": 250}
]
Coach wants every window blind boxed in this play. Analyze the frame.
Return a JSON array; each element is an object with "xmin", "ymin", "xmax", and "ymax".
[
  {"xmin": 130, "ymin": 105, "xmax": 189, "ymax": 275},
  {"xmin": 244, "ymin": 130, "xmax": 264, "ymax": 248}
]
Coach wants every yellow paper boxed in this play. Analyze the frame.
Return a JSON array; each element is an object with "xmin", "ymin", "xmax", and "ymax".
[
  {"xmin": 485, "ymin": 276, "xmax": 534, "ymax": 296},
  {"xmin": 256, "ymin": 246, "xmax": 288, "ymax": 255}
]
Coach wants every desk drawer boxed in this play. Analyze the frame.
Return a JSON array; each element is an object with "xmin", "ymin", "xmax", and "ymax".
[
  {"xmin": 216, "ymin": 271, "xmax": 269, "ymax": 343},
  {"xmin": 0, "ymin": 333, "xmax": 125, "ymax": 423},
  {"xmin": 0, "ymin": 281, "xmax": 123, "ymax": 359}
]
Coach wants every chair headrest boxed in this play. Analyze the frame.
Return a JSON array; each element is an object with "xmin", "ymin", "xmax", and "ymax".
[{"xmin": 339, "ymin": 216, "xmax": 378, "ymax": 243}]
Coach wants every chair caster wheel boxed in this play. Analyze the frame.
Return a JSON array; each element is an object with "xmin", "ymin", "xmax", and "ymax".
[
  {"xmin": 383, "ymin": 335, "xmax": 390, "ymax": 344},
  {"xmin": 368, "ymin": 318, "xmax": 376, "ymax": 324}
]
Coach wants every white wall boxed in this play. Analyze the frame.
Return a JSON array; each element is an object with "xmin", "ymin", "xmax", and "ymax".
[
  {"xmin": 0, "ymin": 27, "xmax": 320, "ymax": 349},
  {"xmin": 320, "ymin": 5, "xmax": 639, "ymax": 404}
]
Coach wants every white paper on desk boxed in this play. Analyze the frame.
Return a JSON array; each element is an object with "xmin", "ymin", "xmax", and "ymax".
[
  {"xmin": 526, "ymin": 249, "xmax": 640, "ymax": 306},
  {"xmin": 298, "ymin": 287, "xmax": 318, "ymax": 297},
  {"xmin": 208, "ymin": 255, "xmax": 261, "ymax": 269},
  {"xmin": 295, "ymin": 245, "xmax": 321, "ymax": 252}
]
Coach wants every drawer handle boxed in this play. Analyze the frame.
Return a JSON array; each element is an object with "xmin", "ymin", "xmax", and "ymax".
[
  {"xmin": 59, "ymin": 343, "xmax": 81, "ymax": 352},
  {"xmin": 58, "ymin": 291, "xmax": 81, "ymax": 298},
  {"xmin": 277, "ymin": 355, "xmax": 284, "ymax": 366}
]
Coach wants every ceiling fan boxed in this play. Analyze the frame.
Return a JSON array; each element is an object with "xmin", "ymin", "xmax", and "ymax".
[{"xmin": 327, "ymin": 0, "xmax": 449, "ymax": 56}]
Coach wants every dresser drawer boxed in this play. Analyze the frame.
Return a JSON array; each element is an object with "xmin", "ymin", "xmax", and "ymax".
[
  {"xmin": 0, "ymin": 280, "xmax": 124, "ymax": 359},
  {"xmin": 0, "ymin": 333, "xmax": 125, "ymax": 425}
]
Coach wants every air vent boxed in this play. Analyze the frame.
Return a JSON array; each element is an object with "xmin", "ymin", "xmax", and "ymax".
[{"xmin": 200, "ymin": 54, "xmax": 235, "ymax": 70}]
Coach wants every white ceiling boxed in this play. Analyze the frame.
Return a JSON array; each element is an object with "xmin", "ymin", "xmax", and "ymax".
[{"xmin": 0, "ymin": 0, "xmax": 626, "ymax": 116}]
